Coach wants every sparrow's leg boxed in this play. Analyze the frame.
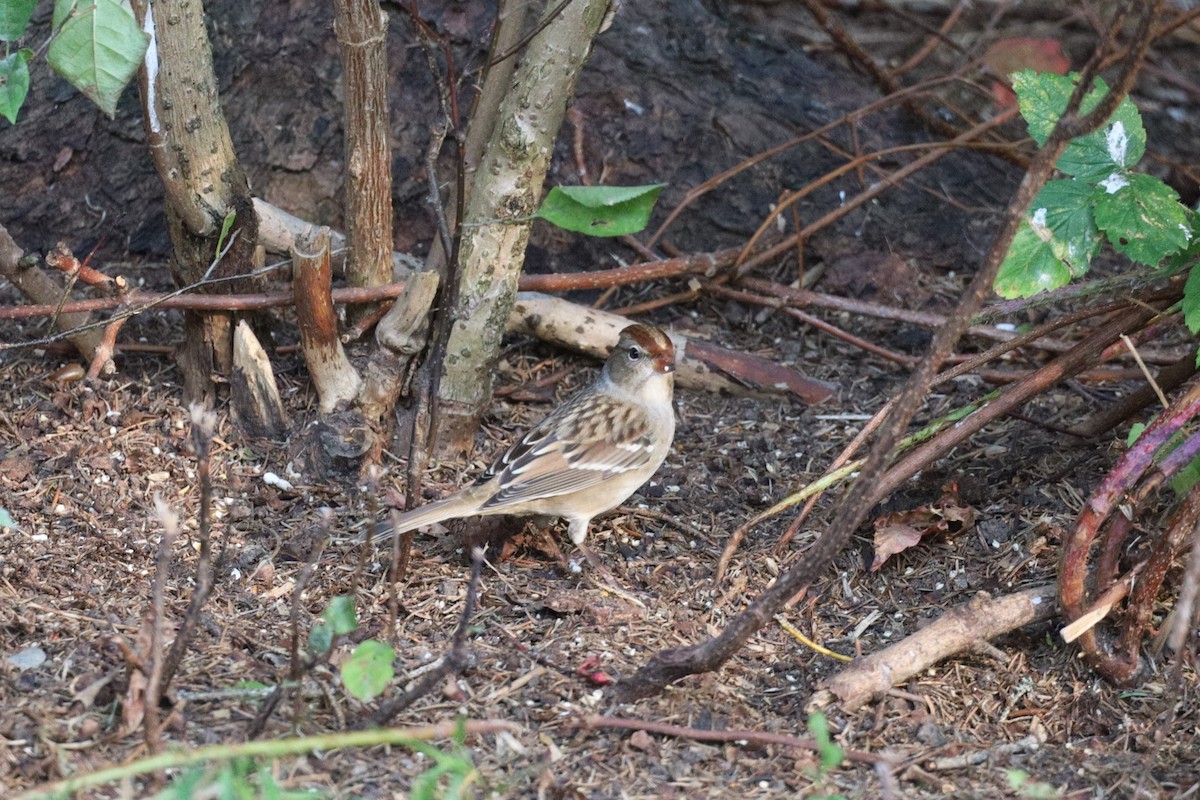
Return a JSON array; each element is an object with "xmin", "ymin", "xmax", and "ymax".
[{"xmin": 575, "ymin": 540, "xmax": 646, "ymax": 608}]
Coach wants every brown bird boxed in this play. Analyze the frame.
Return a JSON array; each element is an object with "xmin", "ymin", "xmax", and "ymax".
[{"xmin": 374, "ymin": 324, "xmax": 676, "ymax": 571}]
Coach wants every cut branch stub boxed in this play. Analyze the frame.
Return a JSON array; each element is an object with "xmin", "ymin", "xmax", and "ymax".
[
  {"xmin": 231, "ymin": 321, "xmax": 289, "ymax": 439},
  {"xmin": 0, "ymin": 229, "xmax": 107, "ymax": 369},
  {"xmin": 293, "ymin": 228, "xmax": 362, "ymax": 413}
]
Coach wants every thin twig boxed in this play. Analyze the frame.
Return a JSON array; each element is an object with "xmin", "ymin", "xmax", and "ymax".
[
  {"xmin": 1120, "ymin": 334, "xmax": 1168, "ymax": 408},
  {"xmin": 369, "ymin": 546, "xmax": 485, "ymax": 725}
]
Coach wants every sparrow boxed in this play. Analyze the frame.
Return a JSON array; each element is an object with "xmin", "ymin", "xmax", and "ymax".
[{"xmin": 375, "ymin": 324, "xmax": 676, "ymax": 566}]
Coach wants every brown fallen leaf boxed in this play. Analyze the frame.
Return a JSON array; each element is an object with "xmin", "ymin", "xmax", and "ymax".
[
  {"xmin": 982, "ymin": 37, "xmax": 1070, "ymax": 108},
  {"xmin": 871, "ymin": 482, "xmax": 975, "ymax": 571}
]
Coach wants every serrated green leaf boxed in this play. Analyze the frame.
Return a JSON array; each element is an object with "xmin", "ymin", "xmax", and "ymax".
[
  {"xmin": 1030, "ymin": 179, "xmax": 1101, "ymax": 270},
  {"xmin": 1058, "ymin": 113, "xmax": 1145, "ymax": 181},
  {"xmin": 46, "ymin": 0, "xmax": 149, "ymax": 117},
  {"xmin": 1166, "ymin": 209, "xmax": 1200, "ymax": 276},
  {"xmin": 1013, "ymin": 71, "xmax": 1070, "ymax": 145},
  {"xmin": 323, "ymin": 594, "xmax": 358, "ymax": 635},
  {"xmin": 995, "ymin": 222, "xmax": 1076, "ymax": 298},
  {"xmin": 341, "ymin": 640, "xmax": 394, "ymax": 702},
  {"xmin": 1092, "ymin": 173, "xmax": 1192, "ymax": 265},
  {"xmin": 1012, "ymin": 70, "xmax": 1145, "ymax": 180},
  {"xmin": 535, "ymin": 183, "xmax": 666, "ymax": 238},
  {"xmin": 0, "ymin": 0, "xmax": 37, "ymax": 41},
  {"xmin": 1184, "ymin": 267, "xmax": 1200, "ymax": 334},
  {"xmin": 0, "ymin": 50, "xmax": 30, "ymax": 124}
]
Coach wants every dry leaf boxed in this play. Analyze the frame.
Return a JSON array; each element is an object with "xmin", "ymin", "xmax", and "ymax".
[{"xmin": 871, "ymin": 482, "xmax": 975, "ymax": 571}]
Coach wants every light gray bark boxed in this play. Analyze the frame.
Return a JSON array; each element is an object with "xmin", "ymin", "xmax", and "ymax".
[{"xmin": 434, "ymin": 0, "xmax": 613, "ymax": 448}]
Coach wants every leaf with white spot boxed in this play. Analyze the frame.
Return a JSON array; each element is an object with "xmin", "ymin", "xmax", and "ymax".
[
  {"xmin": 996, "ymin": 179, "xmax": 1099, "ymax": 298},
  {"xmin": 996, "ymin": 223, "xmax": 1076, "ymax": 299},
  {"xmin": 1092, "ymin": 173, "xmax": 1191, "ymax": 265},
  {"xmin": 1013, "ymin": 71, "xmax": 1145, "ymax": 181},
  {"xmin": 1034, "ymin": 179, "xmax": 1102, "ymax": 270}
]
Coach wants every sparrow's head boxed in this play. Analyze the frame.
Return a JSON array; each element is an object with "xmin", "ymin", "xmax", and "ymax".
[{"xmin": 606, "ymin": 324, "xmax": 676, "ymax": 387}]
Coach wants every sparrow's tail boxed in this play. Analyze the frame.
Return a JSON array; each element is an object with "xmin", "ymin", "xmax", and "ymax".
[{"xmin": 369, "ymin": 494, "xmax": 478, "ymax": 543}]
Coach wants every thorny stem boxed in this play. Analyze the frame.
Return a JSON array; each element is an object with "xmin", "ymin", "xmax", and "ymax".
[{"xmin": 614, "ymin": 0, "xmax": 1164, "ymax": 700}]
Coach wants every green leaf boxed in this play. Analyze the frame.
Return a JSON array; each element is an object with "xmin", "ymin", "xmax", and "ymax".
[
  {"xmin": 1169, "ymin": 454, "xmax": 1200, "ymax": 497},
  {"xmin": 1058, "ymin": 111, "xmax": 1145, "ymax": 182},
  {"xmin": 995, "ymin": 222, "xmax": 1075, "ymax": 298},
  {"xmin": 1030, "ymin": 179, "xmax": 1101, "ymax": 271},
  {"xmin": 341, "ymin": 640, "xmax": 394, "ymax": 702},
  {"xmin": 409, "ymin": 742, "xmax": 475, "ymax": 800},
  {"xmin": 46, "ymin": 0, "xmax": 149, "ymax": 117},
  {"xmin": 0, "ymin": 50, "xmax": 31, "ymax": 124},
  {"xmin": 52, "ymin": 0, "xmax": 79, "ymax": 31},
  {"xmin": 308, "ymin": 622, "xmax": 333, "ymax": 654},
  {"xmin": 0, "ymin": 0, "xmax": 36, "ymax": 41},
  {"xmin": 323, "ymin": 594, "xmax": 358, "ymax": 635},
  {"xmin": 0, "ymin": 507, "xmax": 15, "ymax": 529},
  {"xmin": 1012, "ymin": 71, "xmax": 1145, "ymax": 181},
  {"xmin": 1092, "ymin": 173, "xmax": 1192, "ymax": 265},
  {"xmin": 807, "ymin": 712, "xmax": 844, "ymax": 774},
  {"xmin": 534, "ymin": 184, "xmax": 666, "ymax": 238},
  {"xmin": 155, "ymin": 764, "xmax": 207, "ymax": 799},
  {"xmin": 1184, "ymin": 267, "xmax": 1200, "ymax": 335},
  {"xmin": 1126, "ymin": 422, "xmax": 1146, "ymax": 447},
  {"xmin": 1013, "ymin": 71, "xmax": 1068, "ymax": 145},
  {"xmin": 216, "ymin": 210, "xmax": 237, "ymax": 256}
]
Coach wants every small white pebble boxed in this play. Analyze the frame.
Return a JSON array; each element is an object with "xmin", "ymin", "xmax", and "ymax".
[{"xmin": 263, "ymin": 472, "xmax": 293, "ymax": 491}]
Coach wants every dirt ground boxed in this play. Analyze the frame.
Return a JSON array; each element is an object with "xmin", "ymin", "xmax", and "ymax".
[{"xmin": 3, "ymin": 1, "xmax": 1199, "ymax": 798}]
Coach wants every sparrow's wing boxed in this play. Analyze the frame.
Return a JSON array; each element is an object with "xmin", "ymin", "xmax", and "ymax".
[{"xmin": 477, "ymin": 391, "xmax": 657, "ymax": 510}]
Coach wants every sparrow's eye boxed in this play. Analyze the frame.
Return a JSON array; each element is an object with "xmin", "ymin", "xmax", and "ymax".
[{"xmin": 628, "ymin": 346, "xmax": 643, "ymax": 360}]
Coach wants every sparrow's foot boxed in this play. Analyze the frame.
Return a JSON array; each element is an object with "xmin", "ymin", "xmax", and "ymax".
[{"xmin": 576, "ymin": 542, "xmax": 646, "ymax": 608}]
